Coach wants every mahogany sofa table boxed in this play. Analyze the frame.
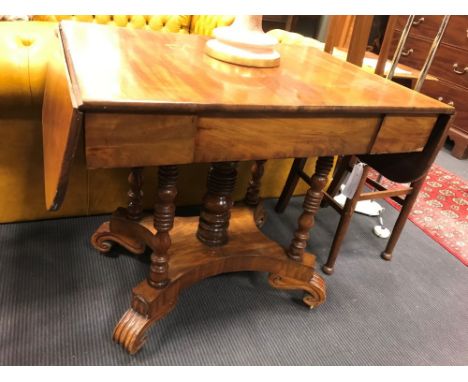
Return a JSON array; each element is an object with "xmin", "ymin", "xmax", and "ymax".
[{"xmin": 42, "ymin": 21, "xmax": 453, "ymax": 354}]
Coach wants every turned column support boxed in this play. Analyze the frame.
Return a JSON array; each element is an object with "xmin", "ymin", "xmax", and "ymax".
[
  {"xmin": 288, "ymin": 156, "xmax": 334, "ymax": 262},
  {"xmin": 197, "ymin": 161, "xmax": 238, "ymax": 247},
  {"xmin": 126, "ymin": 167, "xmax": 144, "ymax": 221},
  {"xmin": 244, "ymin": 160, "xmax": 267, "ymax": 207},
  {"xmin": 149, "ymin": 165, "xmax": 178, "ymax": 289}
]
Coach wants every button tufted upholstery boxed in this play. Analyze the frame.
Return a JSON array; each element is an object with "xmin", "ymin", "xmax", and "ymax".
[
  {"xmin": 1, "ymin": 16, "xmax": 235, "ymax": 108},
  {"xmin": 30, "ymin": 15, "xmax": 238, "ymax": 35},
  {"xmin": 190, "ymin": 15, "xmax": 235, "ymax": 35},
  {"xmin": 0, "ymin": 16, "xmax": 331, "ymax": 223}
]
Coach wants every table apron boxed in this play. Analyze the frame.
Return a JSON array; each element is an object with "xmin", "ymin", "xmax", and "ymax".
[{"xmin": 84, "ymin": 112, "xmax": 437, "ymax": 169}]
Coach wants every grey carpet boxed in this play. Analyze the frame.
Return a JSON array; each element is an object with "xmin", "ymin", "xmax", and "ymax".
[{"xmin": 0, "ymin": 197, "xmax": 467, "ymax": 365}]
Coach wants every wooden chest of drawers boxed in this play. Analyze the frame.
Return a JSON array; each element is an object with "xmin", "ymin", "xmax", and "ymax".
[{"xmin": 391, "ymin": 16, "xmax": 468, "ymax": 159}]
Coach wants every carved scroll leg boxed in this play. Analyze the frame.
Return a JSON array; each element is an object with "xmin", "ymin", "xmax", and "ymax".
[
  {"xmin": 268, "ymin": 273, "xmax": 326, "ymax": 309},
  {"xmin": 113, "ymin": 298, "xmax": 177, "ymax": 355},
  {"xmin": 288, "ymin": 156, "xmax": 335, "ymax": 262},
  {"xmin": 197, "ymin": 162, "xmax": 238, "ymax": 247},
  {"xmin": 91, "ymin": 221, "xmax": 146, "ymax": 255},
  {"xmin": 114, "ymin": 290, "xmax": 178, "ymax": 355},
  {"xmin": 91, "ymin": 167, "xmax": 146, "ymax": 255},
  {"xmin": 91, "ymin": 222, "xmax": 116, "ymax": 254},
  {"xmin": 113, "ymin": 308, "xmax": 152, "ymax": 355},
  {"xmin": 148, "ymin": 165, "xmax": 178, "ymax": 289},
  {"xmin": 244, "ymin": 160, "xmax": 267, "ymax": 228}
]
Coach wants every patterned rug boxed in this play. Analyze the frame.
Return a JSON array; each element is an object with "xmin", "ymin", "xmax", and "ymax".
[{"xmin": 369, "ymin": 164, "xmax": 468, "ymax": 266}]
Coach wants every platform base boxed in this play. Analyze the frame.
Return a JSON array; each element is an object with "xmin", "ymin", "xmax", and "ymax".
[{"xmin": 92, "ymin": 205, "xmax": 326, "ymax": 354}]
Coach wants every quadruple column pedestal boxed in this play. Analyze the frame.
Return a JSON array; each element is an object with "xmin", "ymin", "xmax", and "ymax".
[{"xmin": 91, "ymin": 158, "xmax": 333, "ymax": 354}]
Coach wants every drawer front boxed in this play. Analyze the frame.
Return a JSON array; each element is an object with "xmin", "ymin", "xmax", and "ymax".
[
  {"xmin": 429, "ymin": 43, "xmax": 468, "ymax": 89},
  {"xmin": 85, "ymin": 114, "xmax": 382, "ymax": 167},
  {"xmin": 421, "ymin": 80, "xmax": 468, "ymax": 131},
  {"xmin": 443, "ymin": 16, "xmax": 468, "ymax": 51},
  {"xmin": 85, "ymin": 113, "xmax": 197, "ymax": 169},
  {"xmin": 391, "ymin": 34, "xmax": 468, "ymax": 89},
  {"xmin": 396, "ymin": 15, "xmax": 468, "ymax": 51},
  {"xmin": 396, "ymin": 15, "xmax": 442, "ymax": 41},
  {"xmin": 371, "ymin": 115, "xmax": 436, "ymax": 154},
  {"xmin": 390, "ymin": 33, "xmax": 428, "ymax": 71},
  {"xmin": 195, "ymin": 117, "xmax": 381, "ymax": 162}
]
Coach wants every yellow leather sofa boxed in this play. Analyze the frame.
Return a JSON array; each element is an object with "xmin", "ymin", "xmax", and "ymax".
[{"xmin": 0, "ymin": 15, "xmax": 327, "ymax": 223}]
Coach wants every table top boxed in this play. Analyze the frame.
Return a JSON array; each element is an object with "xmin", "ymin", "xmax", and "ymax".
[
  {"xmin": 42, "ymin": 21, "xmax": 454, "ymax": 212},
  {"xmin": 60, "ymin": 21, "xmax": 452, "ymax": 116}
]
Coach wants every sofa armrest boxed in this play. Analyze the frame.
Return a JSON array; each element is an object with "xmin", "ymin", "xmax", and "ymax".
[{"xmin": 190, "ymin": 15, "xmax": 235, "ymax": 36}]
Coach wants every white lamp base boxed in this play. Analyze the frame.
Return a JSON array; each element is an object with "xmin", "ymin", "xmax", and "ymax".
[
  {"xmin": 205, "ymin": 16, "xmax": 280, "ymax": 68},
  {"xmin": 205, "ymin": 39, "xmax": 280, "ymax": 68},
  {"xmin": 334, "ymin": 194, "xmax": 384, "ymax": 217}
]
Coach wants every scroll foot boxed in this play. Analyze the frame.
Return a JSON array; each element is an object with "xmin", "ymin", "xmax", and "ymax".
[
  {"xmin": 91, "ymin": 221, "xmax": 146, "ymax": 255},
  {"xmin": 113, "ymin": 288, "xmax": 178, "ymax": 354},
  {"xmin": 113, "ymin": 309, "xmax": 152, "ymax": 355},
  {"xmin": 268, "ymin": 272, "xmax": 326, "ymax": 309}
]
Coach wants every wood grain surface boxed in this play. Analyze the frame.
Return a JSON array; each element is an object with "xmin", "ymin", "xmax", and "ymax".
[
  {"xmin": 194, "ymin": 116, "xmax": 381, "ymax": 162},
  {"xmin": 371, "ymin": 115, "xmax": 436, "ymax": 154},
  {"xmin": 107, "ymin": 206, "xmax": 324, "ymax": 353},
  {"xmin": 85, "ymin": 113, "xmax": 196, "ymax": 168},
  {"xmin": 59, "ymin": 21, "xmax": 452, "ymax": 115},
  {"xmin": 395, "ymin": 15, "xmax": 468, "ymax": 51},
  {"xmin": 422, "ymin": 79, "xmax": 468, "ymax": 130},
  {"xmin": 43, "ymin": 21, "xmax": 455, "ymax": 210},
  {"xmin": 42, "ymin": 30, "xmax": 83, "ymax": 211},
  {"xmin": 39, "ymin": 22, "xmax": 458, "ymax": 354}
]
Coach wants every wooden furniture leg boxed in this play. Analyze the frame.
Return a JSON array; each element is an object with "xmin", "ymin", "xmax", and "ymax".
[
  {"xmin": 244, "ymin": 160, "xmax": 267, "ymax": 228},
  {"xmin": 244, "ymin": 160, "xmax": 266, "ymax": 207},
  {"xmin": 197, "ymin": 162, "xmax": 238, "ymax": 246},
  {"xmin": 381, "ymin": 175, "xmax": 425, "ymax": 260},
  {"xmin": 149, "ymin": 165, "xmax": 178, "ymax": 288},
  {"xmin": 346, "ymin": 16, "xmax": 374, "ymax": 67},
  {"xmin": 322, "ymin": 165, "xmax": 371, "ymax": 275},
  {"xmin": 275, "ymin": 158, "xmax": 307, "ymax": 213},
  {"xmin": 126, "ymin": 167, "xmax": 144, "ymax": 221},
  {"xmin": 288, "ymin": 156, "xmax": 335, "ymax": 262}
]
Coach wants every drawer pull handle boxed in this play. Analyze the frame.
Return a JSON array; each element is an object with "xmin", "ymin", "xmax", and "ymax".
[
  {"xmin": 437, "ymin": 97, "xmax": 455, "ymax": 107},
  {"xmin": 401, "ymin": 48, "xmax": 414, "ymax": 56},
  {"xmin": 453, "ymin": 63, "xmax": 468, "ymax": 75},
  {"xmin": 412, "ymin": 17, "xmax": 425, "ymax": 26}
]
